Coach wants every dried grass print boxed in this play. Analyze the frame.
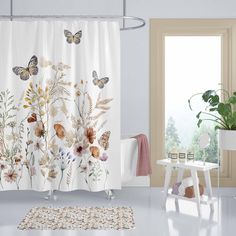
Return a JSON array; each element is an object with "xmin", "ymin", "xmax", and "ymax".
[{"xmin": 0, "ymin": 57, "xmax": 113, "ymax": 191}]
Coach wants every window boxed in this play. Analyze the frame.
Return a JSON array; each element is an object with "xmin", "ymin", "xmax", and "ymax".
[
  {"xmin": 150, "ymin": 19, "xmax": 235, "ymax": 187},
  {"xmin": 165, "ymin": 36, "xmax": 221, "ymax": 164}
]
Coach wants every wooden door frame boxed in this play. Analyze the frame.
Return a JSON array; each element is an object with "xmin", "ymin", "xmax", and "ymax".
[{"xmin": 150, "ymin": 19, "xmax": 236, "ymax": 187}]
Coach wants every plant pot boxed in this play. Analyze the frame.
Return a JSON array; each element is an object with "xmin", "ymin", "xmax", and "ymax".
[{"xmin": 219, "ymin": 129, "xmax": 236, "ymax": 150}]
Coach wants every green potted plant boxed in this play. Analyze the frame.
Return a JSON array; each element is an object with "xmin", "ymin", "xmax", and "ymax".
[{"xmin": 188, "ymin": 88, "xmax": 236, "ymax": 150}]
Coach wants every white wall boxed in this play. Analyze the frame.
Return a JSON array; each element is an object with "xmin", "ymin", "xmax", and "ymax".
[{"xmin": 0, "ymin": 0, "xmax": 9, "ymax": 14}]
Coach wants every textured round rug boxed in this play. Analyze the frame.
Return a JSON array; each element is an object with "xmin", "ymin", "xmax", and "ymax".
[{"xmin": 18, "ymin": 206, "xmax": 135, "ymax": 230}]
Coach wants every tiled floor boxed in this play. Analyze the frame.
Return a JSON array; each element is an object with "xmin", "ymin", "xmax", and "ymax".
[{"xmin": 0, "ymin": 187, "xmax": 235, "ymax": 236}]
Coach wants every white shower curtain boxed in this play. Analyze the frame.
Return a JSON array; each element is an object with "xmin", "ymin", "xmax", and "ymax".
[{"xmin": 0, "ymin": 20, "xmax": 120, "ymax": 192}]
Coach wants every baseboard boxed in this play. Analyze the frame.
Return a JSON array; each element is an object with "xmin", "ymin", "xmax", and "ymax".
[{"xmin": 122, "ymin": 176, "xmax": 150, "ymax": 187}]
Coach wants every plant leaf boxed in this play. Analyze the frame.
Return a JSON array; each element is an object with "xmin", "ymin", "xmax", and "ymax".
[
  {"xmin": 209, "ymin": 95, "xmax": 219, "ymax": 106},
  {"xmin": 196, "ymin": 111, "xmax": 201, "ymax": 119},
  {"xmin": 197, "ymin": 119, "xmax": 202, "ymax": 127},
  {"xmin": 218, "ymin": 103, "xmax": 231, "ymax": 117},
  {"xmin": 202, "ymin": 90, "xmax": 215, "ymax": 102},
  {"xmin": 188, "ymin": 99, "xmax": 192, "ymax": 110},
  {"xmin": 96, "ymin": 98, "xmax": 113, "ymax": 107},
  {"xmin": 215, "ymin": 125, "xmax": 222, "ymax": 130},
  {"xmin": 228, "ymin": 96, "xmax": 236, "ymax": 104},
  {"xmin": 209, "ymin": 107, "xmax": 217, "ymax": 111}
]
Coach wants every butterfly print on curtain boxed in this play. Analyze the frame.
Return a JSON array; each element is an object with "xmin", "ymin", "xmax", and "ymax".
[
  {"xmin": 92, "ymin": 70, "xmax": 109, "ymax": 89},
  {"xmin": 64, "ymin": 30, "xmax": 82, "ymax": 44},
  {"xmin": 12, "ymin": 55, "xmax": 38, "ymax": 81}
]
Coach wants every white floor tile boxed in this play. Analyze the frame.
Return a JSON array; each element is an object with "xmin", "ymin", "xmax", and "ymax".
[{"xmin": 0, "ymin": 187, "xmax": 235, "ymax": 236}]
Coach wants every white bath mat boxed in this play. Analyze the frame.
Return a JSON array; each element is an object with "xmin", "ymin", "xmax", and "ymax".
[{"xmin": 18, "ymin": 206, "xmax": 135, "ymax": 230}]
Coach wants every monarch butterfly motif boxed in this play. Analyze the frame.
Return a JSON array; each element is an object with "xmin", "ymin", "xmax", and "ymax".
[
  {"xmin": 27, "ymin": 113, "xmax": 37, "ymax": 123},
  {"xmin": 12, "ymin": 55, "xmax": 38, "ymax": 81},
  {"xmin": 98, "ymin": 131, "xmax": 111, "ymax": 150},
  {"xmin": 64, "ymin": 30, "xmax": 82, "ymax": 44},
  {"xmin": 92, "ymin": 71, "xmax": 109, "ymax": 89}
]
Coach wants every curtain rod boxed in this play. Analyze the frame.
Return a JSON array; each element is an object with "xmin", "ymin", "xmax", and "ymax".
[
  {"xmin": 0, "ymin": 15, "xmax": 145, "ymax": 31},
  {"xmin": 5, "ymin": 0, "xmax": 145, "ymax": 31}
]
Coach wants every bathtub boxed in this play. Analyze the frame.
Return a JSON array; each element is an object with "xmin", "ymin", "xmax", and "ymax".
[{"xmin": 121, "ymin": 138, "xmax": 150, "ymax": 186}]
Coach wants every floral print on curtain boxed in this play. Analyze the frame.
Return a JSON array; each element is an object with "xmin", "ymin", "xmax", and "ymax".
[{"xmin": 0, "ymin": 20, "xmax": 120, "ymax": 191}]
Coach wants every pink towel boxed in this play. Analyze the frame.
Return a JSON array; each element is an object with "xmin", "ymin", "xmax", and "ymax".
[{"xmin": 132, "ymin": 134, "xmax": 152, "ymax": 176}]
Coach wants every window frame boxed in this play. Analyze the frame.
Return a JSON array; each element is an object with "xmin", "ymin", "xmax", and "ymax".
[{"xmin": 150, "ymin": 19, "xmax": 236, "ymax": 187}]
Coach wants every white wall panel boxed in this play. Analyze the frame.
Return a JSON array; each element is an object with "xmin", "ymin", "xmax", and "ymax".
[
  {"xmin": 13, "ymin": 0, "xmax": 121, "ymax": 15},
  {"xmin": 0, "ymin": 0, "xmax": 10, "ymax": 15}
]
